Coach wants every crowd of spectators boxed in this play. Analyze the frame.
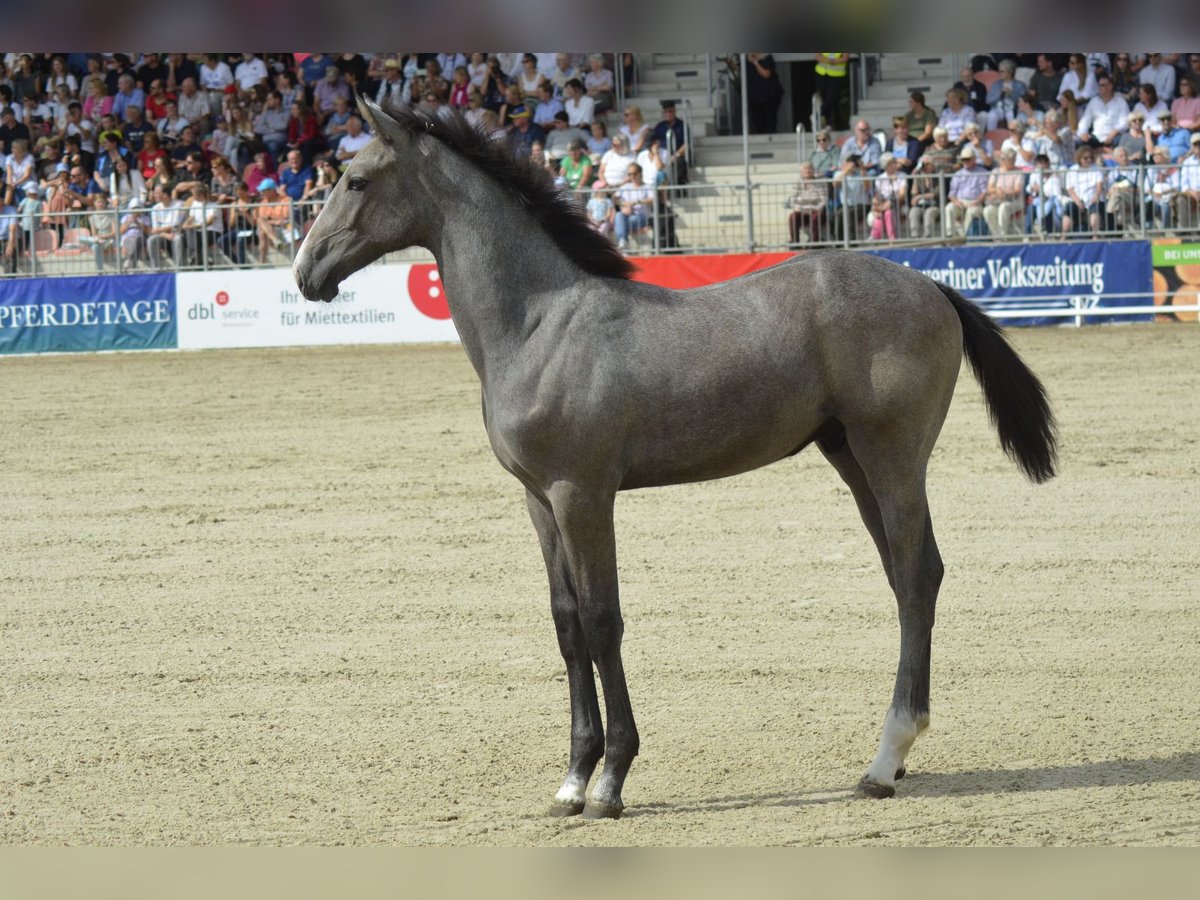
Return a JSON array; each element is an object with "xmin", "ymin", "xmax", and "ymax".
[
  {"xmin": 0, "ymin": 51, "xmax": 691, "ymax": 271},
  {"xmin": 789, "ymin": 52, "xmax": 1200, "ymax": 244}
]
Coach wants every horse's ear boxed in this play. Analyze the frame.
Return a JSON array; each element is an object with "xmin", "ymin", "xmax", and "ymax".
[{"xmin": 357, "ymin": 94, "xmax": 399, "ymax": 146}]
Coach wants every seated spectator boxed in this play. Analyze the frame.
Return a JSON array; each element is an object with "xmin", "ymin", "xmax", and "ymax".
[
  {"xmin": 1029, "ymin": 55, "xmax": 1063, "ymax": 112},
  {"xmin": 652, "ymin": 100, "xmax": 689, "ymax": 185},
  {"xmin": 122, "ymin": 106, "xmax": 153, "ymax": 155},
  {"xmin": 419, "ymin": 91, "xmax": 447, "ymax": 119},
  {"xmin": 544, "ymin": 112, "xmax": 575, "ymax": 166},
  {"xmin": 1176, "ymin": 134, "xmax": 1200, "ymax": 228},
  {"xmin": 1139, "ymin": 53, "xmax": 1176, "ymax": 104},
  {"xmin": 922, "ymin": 126, "xmax": 959, "ymax": 173},
  {"xmin": 375, "ymin": 58, "xmax": 408, "ymax": 108},
  {"xmin": 145, "ymin": 183, "xmax": 184, "ymax": 268},
  {"xmin": 0, "ymin": 106, "xmax": 32, "ymax": 159},
  {"xmin": 1033, "ymin": 110, "xmax": 1074, "ymax": 169},
  {"xmin": 1116, "ymin": 110, "xmax": 1149, "ymax": 162},
  {"xmin": 176, "ymin": 183, "xmax": 224, "ymax": 265},
  {"xmin": 323, "ymin": 95, "xmax": 354, "ymax": 151},
  {"xmin": 1155, "ymin": 112, "xmax": 1193, "ymax": 163},
  {"xmin": 254, "ymin": 178, "xmax": 292, "ymax": 262},
  {"xmin": 517, "ymin": 54, "xmax": 545, "ymax": 106},
  {"xmin": 1186, "ymin": 53, "xmax": 1200, "ymax": 98},
  {"xmin": 1026, "ymin": 153, "xmax": 1064, "ymax": 235},
  {"xmin": 333, "ymin": 113, "xmax": 370, "ymax": 167},
  {"xmin": 787, "ymin": 160, "xmax": 827, "ymax": 244},
  {"xmin": 466, "ymin": 52, "xmax": 489, "ymax": 90},
  {"xmin": 959, "ymin": 123, "xmax": 994, "ymax": 168},
  {"xmin": 287, "ymin": 100, "xmax": 324, "ymax": 166},
  {"xmin": 3, "ymin": 182, "xmax": 41, "ymax": 272},
  {"xmin": 234, "ymin": 53, "xmax": 269, "ymax": 95},
  {"xmin": 585, "ymin": 185, "xmax": 614, "ymax": 236},
  {"xmin": 612, "ymin": 162, "xmax": 654, "ymax": 249},
  {"xmin": 548, "ymin": 54, "xmax": 578, "ymax": 97},
  {"xmin": 808, "ymin": 128, "xmax": 840, "ymax": 177},
  {"xmin": 508, "ymin": 107, "xmax": 545, "ymax": 159},
  {"xmin": 1144, "ymin": 145, "xmax": 1178, "ymax": 228},
  {"xmin": 532, "ymin": 82, "xmax": 564, "ymax": 128},
  {"xmin": 559, "ymin": 139, "xmax": 593, "ymax": 193},
  {"xmin": 145, "ymin": 79, "xmax": 174, "ymax": 124},
  {"xmin": 449, "ymin": 66, "xmax": 471, "ymax": 110},
  {"xmin": 584, "ymin": 54, "xmax": 615, "ymax": 115},
  {"xmin": 313, "ymin": 67, "xmax": 351, "ymax": 124},
  {"xmin": 210, "ymin": 156, "xmax": 239, "ymax": 205},
  {"xmin": 1135, "ymin": 85, "xmax": 1170, "ymax": 134},
  {"xmin": 636, "ymin": 134, "xmax": 670, "ymax": 187},
  {"xmin": 176, "ymin": 77, "xmax": 210, "ymax": 138},
  {"xmin": 908, "ymin": 155, "xmax": 944, "ymax": 239},
  {"xmin": 1110, "ymin": 54, "xmax": 1140, "ymax": 105},
  {"xmin": 166, "ymin": 53, "xmax": 200, "ymax": 95},
  {"xmin": 244, "ymin": 150, "xmax": 277, "ymax": 196},
  {"xmin": 221, "ymin": 104, "xmax": 260, "ymax": 171},
  {"xmin": 985, "ymin": 60, "xmax": 1027, "ymax": 132},
  {"xmin": 111, "ymin": 73, "xmax": 147, "ymax": 124},
  {"xmin": 110, "ymin": 155, "xmax": 146, "ymax": 208},
  {"xmin": 1170, "ymin": 77, "xmax": 1200, "ymax": 131},
  {"xmin": 840, "ymin": 118, "xmax": 882, "ymax": 171},
  {"xmin": 587, "ymin": 120, "xmax": 612, "ymax": 163},
  {"xmin": 982, "ymin": 149, "xmax": 1024, "ymax": 237},
  {"xmin": 1104, "ymin": 146, "xmax": 1141, "ymax": 231},
  {"xmin": 885, "ymin": 117, "xmax": 922, "ymax": 172},
  {"xmin": 950, "ymin": 65, "xmax": 988, "ymax": 127},
  {"xmin": 564, "ymin": 79, "xmax": 597, "ymax": 133},
  {"xmin": 276, "ymin": 149, "xmax": 313, "ymax": 207},
  {"xmin": 1058, "ymin": 54, "xmax": 1098, "ymax": 106},
  {"xmin": 413, "ymin": 59, "xmax": 450, "ymax": 106},
  {"xmin": 944, "ymin": 145, "xmax": 989, "ymax": 237},
  {"xmin": 481, "ymin": 56, "xmax": 508, "ymax": 112},
  {"xmin": 904, "ymin": 91, "xmax": 939, "ymax": 148},
  {"xmin": 80, "ymin": 193, "xmax": 119, "ymax": 269},
  {"xmin": 302, "ymin": 156, "xmax": 341, "ymax": 212},
  {"xmin": 620, "ymin": 105, "xmax": 650, "ymax": 154},
  {"xmin": 529, "ymin": 140, "xmax": 553, "ymax": 176},
  {"xmin": 1013, "ymin": 92, "xmax": 1044, "ymax": 131},
  {"xmin": 169, "ymin": 126, "xmax": 204, "ymax": 167},
  {"xmin": 1063, "ymin": 146, "xmax": 1105, "ymax": 236},
  {"xmin": 869, "ymin": 153, "xmax": 906, "ymax": 240},
  {"xmin": 1075, "ymin": 74, "xmax": 1130, "ymax": 149},
  {"xmin": 463, "ymin": 88, "xmax": 488, "ymax": 128},
  {"xmin": 170, "ymin": 149, "xmax": 211, "ymax": 202},
  {"xmin": 595, "ymin": 132, "xmax": 634, "ymax": 188},
  {"xmin": 939, "ymin": 89, "xmax": 975, "ymax": 144},
  {"xmin": 4, "ymin": 138, "xmax": 37, "ymax": 206},
  {"xmin": 146, "ymin": 155, "xmax": 177, "ymax": 199},
  {"xmin": 157, "ymin": 101, "xmax": 191, "ymax": 149},
  {"xmin": 254, "ymin": 90, "xmax": 291, "ymax": 160}
]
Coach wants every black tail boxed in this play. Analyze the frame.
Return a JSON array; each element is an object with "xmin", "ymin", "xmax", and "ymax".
[{"xmin": 936, "ymin": 283, "xmax": 1058, "ymax": 483}]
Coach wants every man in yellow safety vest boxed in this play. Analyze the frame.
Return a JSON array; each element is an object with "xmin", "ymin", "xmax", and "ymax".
[{"xmin": 816, "ymin": 53, "xmax": 849, "ymax": 131}]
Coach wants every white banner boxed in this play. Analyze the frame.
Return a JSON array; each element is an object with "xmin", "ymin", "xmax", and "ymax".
[{"xmin": 176, "ymin": 262, "xmax": 460, "ymax": 350}]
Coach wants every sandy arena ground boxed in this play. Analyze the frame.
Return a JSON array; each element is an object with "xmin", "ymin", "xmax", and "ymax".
[{"xmin": 2, "ymin": 323, "xmax": 1198, "ymax": 845}]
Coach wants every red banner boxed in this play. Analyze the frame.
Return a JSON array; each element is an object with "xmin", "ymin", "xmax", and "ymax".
[{"xmin": 629, "ymin": 252, "xmax": 797, "ymax": 290}]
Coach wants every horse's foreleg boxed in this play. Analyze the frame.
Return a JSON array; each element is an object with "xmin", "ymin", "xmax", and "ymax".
[
  {"xmin": 550, "ymin": 483, "xmax": 638, "ymax": 819},
  {"xmin": 526, "ymin": 490, "xmax": 604, "ymax": 817},
  {"xmin": 850, "ymin": 440, "xmax": 944, "ymax": 799}
]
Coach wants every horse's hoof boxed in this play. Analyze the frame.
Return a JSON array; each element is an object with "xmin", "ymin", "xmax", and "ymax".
[
  {"xmin": 895, "ymin": 766, "xmax": 906, "ymax": 780},
  {"xmin": 581, "ymin": 799, "xmax": 624, "ymax": 820},
  {"xmin": 855, "ymin": 776, "xmax": 897, "ymax": 799},
  {"xmin": 548, "ymin": 800, "xmax": 585, "ymax": 817}
]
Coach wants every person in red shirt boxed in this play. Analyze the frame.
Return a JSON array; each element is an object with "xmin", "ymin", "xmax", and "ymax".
[{"xmin": 286, "ymin": 99, "xmax": 324, "ymax": 166}]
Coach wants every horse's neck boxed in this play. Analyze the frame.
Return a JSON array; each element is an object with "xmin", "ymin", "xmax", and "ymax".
[{"xmin": 426, "ymin": 176, "xmax": 585, "ymax": 382}]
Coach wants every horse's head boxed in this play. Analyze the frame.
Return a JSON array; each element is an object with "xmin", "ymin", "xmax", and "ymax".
[{"xmin": 293, "ymin": 96, "xmax": 433, "ymax": 302}]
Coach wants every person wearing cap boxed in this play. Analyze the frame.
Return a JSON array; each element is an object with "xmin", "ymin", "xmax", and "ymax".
[
  {"xmin": 1116, "ymin": 109, "xmax": 1149, "ymax": 162},
  {"xmin": 652, "ymin": 99, "xmax": 689, "ymax": 185},
  {"xmin": 1154, "ymin": 111, "xmax": 1193, "ymax": 163},
  {"xmin": 254, "ymin": 177, "xmax": 292, "ymax": 263},
  {"xmin": 375, "ymin": 58, "xmax": 407, "ymax": 107},
  {"xmin": 944, "ymin": 144, "xmax": 990, "ymax": 238},
  {"xmin": 509, "ymin": 106, "xmax": 545, "ymax": 160}
]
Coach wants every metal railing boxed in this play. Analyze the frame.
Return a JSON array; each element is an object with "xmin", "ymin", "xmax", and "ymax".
[{"xmin": 2, "ymin": 163, "xmax": 1198, "ymax": 278}]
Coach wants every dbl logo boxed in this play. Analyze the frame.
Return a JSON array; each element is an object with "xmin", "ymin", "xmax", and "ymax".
[{"xmin": 407, "ymin": 265, "xmax": 450, "ymax": 320}]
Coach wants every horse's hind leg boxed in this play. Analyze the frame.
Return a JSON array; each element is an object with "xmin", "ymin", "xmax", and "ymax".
[
  {"xmin": 526, "ymin": 489, "xmax": 604, "ymax": 816},
  {"xmin": 846, "ymin": 432, "xmax": 944, "ymax": 798},
  {"xmin": 819, "ymin": 427, "xmax": 895, "ymax": 592}
]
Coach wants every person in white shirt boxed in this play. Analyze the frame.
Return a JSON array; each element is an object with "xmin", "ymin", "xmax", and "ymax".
[
  {"xmin": 145, "ymin": 183, "xmax": 183, "ymax": 268},
  {"xmin": 1063, "ymin": 146, "xmax": 1105, "ymax": 236},
  {"xmin": 1057, "ymin": 54, "xmax": 1098, "ymax": 105},
  {"xmin": 563, "ymin": 78, "xmax": 595, "ymax": 133},
  {"xmin": 234, "ymin": 54, "xmax": 269, "ymax": 94},
  {"xmin": 1134, "ymin": 85, "xmax": 1171, "ymax": 134},
  {"xmin": 335, "ymin": 115, "xmax": 371, "ymax": 167},
  {"xmin": 1176, "ymin": 133, "xmax": 1200, "ymax": 228},
  {"xmin": 1138, "ymin": 53, "xmax": 1176, "ymax": 103},
  {"xmin": 199, "ymin": 54, "xmax": 234, "ymax": 118},
  {"xmin": 1075, "ymin": 73, "xmax": 1130, "ymax": 148},
  {"xmin": 176, "ymin": 183, "xmax": 224, "ymax": 266}
]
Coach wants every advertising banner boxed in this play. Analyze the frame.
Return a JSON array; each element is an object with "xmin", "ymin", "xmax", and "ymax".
[
  {"xmin": 0, "ymin": 274, "xmax": 175, "ymax": 355},
  {"xmin": 631, "ymin": 252, "xmax": 795, "ymax": 289},
  {"xmin": 862, "ymin": 240, "xmax": 1153, "ymax": 326},
  {"xmin": 1150, "ymin": 240, "xmax": 1200, "ymax": 322},
  {"xmin": 176, "ymin": 262, "xmax": 459, "ymax": 350}
]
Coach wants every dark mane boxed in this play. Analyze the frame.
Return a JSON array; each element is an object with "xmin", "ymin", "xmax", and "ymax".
[{"xmin": 382, "ymin": 104, "xmax": 635, "ymax": 281}]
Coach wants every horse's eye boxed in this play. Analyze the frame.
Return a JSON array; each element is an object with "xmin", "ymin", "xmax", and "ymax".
[{"xmin": 348, "ymin": 176, "xmax": 367, "ymax": 192}]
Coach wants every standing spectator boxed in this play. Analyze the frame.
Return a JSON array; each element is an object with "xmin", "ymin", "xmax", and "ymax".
[
  {"xmin": 3, "ymin": 182, "xmax": 41, "ymax": 273},
  {"xmin": 840, "ymin": 118, "xmax": 882, "ymax": 171},
  {"xmin": 1063, "ymin": 145, "xmax": 1105, "ymax": 236},
  {"xmin": 1139, "ymin": 53, "xmax": 1177, "ymax": 103},
  {"xmin": 335, "ymin": 115, "xmax": 371, "ymax": 168},
  {"xmin": 652, "ymin": 100, "xmax": 689, "ymax": 185},
  {"xmin": 286, "ymin": 100, "xmax": 324, "ymax": 166},
  {"xmin": 943, "ymin": 145, "xmax": 989, "ymax": 237},
  {"xmin": 808, "ymin": 128, "xmax": 840, "ymax": 177},
  {"xmin": 869, "ymin": 153, "xmax": 906, "ymax": 240},
  {"xmin": 176, "ymin": 78, "xmax": 210, "ymax": 138},
  {"xmin": 1029, "ymin": 54, "xmax": 1064, "ymax": 112},
  {"xmin": 234, "ymin": 54, "xmax": 269, "ymax": 95},
  {"xmin": 1170, "ymin": 77, "xmax": 1200, "ymax": 131},
  {"xmin": 313, "ymin": 67, "xmax": 350, "ymax": 124},
  {"xmin": 1058, "ymin": 54, "xmax": 1098, "ymax": 106},
  {"xmin": 985, "ymin": 59, "xmax": 1027, "ymax": 131},
  {"xmin": 1075, "ymin": 74, "xmax": 1130, "ymax": 149},
  {"xmin": 982, "ymin": 149, "xmax": 1025, "ymax": 237},
  {"xmin": 745, "ymin": 53, "xmax": 784, "ymax": 134},
  {"xmin": 815, "ymin": 53, "xmax": 849, "ymax": 130},
  {"xmin": 904, "ymin": 91, "xmax": 939, "ymax": 148},
  {"xmin": 145, "ymin": 183, "xmax": 183, "ymax": 268},
  {"xmin": 584, "ymin": 54, "xmax": 614, "ymax": 115},
  {"xmin": 786, "ymin": 160, "xmax": 828, "ymax": 244},
  {"xmin": 254, "ymin": 91, "xmax": 291, "ymax": 161},
  {"xmin": 563, "ymin": 78, "xmax": 594, "ymax": 132},
  {"xmin": 884, "ymin": 117, "xmax": 922, "ymax": 172},
  {"xmin": 938, "ymin": 89, "xmax": 975, "ymax": 144}
]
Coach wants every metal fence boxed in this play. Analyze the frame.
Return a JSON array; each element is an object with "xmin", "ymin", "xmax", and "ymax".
[{"xmin": 3, "ymin": 163, "xmax": 1198, "ymax": 279}]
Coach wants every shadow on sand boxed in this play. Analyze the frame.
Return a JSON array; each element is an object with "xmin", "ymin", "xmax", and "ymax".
[{"xmin": 624, "ymin": 751, "xmax": 1200, "ymax": 817}]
